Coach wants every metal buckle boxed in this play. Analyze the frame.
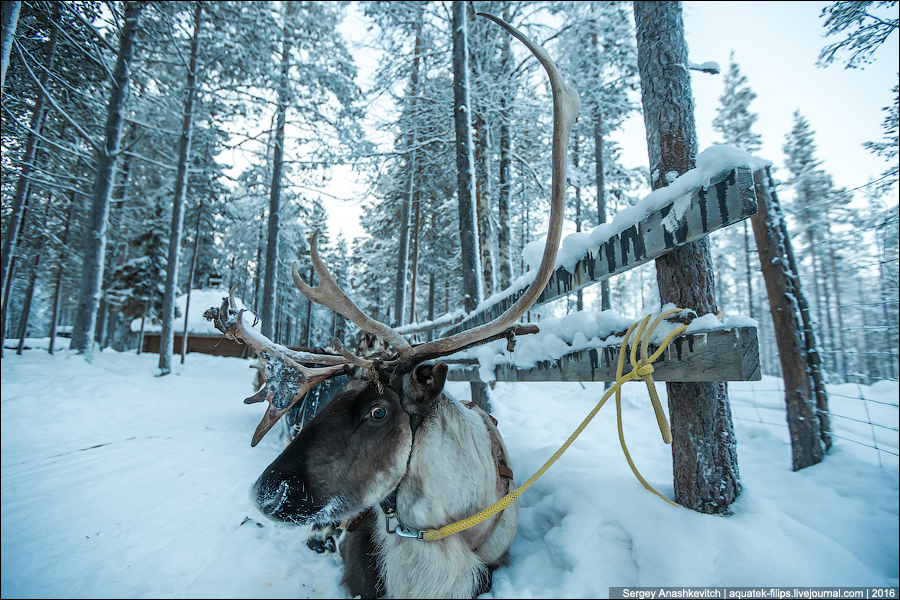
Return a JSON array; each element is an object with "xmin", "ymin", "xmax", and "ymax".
[{"xmin": 384, "ymin": 507, "xmax": 425, "ymax": 540}]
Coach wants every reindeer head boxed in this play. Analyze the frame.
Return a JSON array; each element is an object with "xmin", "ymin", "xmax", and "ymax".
[
  {"xmin": 206, "ymin": 13, "xmax": 579, "ymax": 528},
  {"xmin": 252, "ymin": 362, "xmax": 449, "ymax": 525}
]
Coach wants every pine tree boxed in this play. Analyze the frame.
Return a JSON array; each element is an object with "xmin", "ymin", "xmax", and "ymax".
[
  {"xmin": 634, "ymin": 0, "xmax": 740, "ymax": 514},
  {"xmin": 1, "ymin": 2, "xmax": 60, "ymax": 348},
  {"xmin": 711, "ymin": 55, "xmax": 762, "ymax": 320},
  {"xmin": 453, "ymin": 0, "xmax": 481, "ymax": 315},
  {"xmin": 818, "ymin": 1, "xmax": 898, "ymax": 68},
  {"xmin": 258, "ymin": 1, "xmax": 360, "ymax": 340},
  {"xmin": 159, "ymin": 2, "xmax": 204, "ymax": 375},
  {"xmin": 782, "ymin": 112, "xmax": 847, "ymax": 281},
  {"xmin": 712, "ymin": 54, "xmax": 762, "ymax": 153},
  {"xmin": 864, "ymin": 82, "xmax": 899, "ymax": 194},
  {"xmin": 781, "ymin": 112, "xmax": 839, "ymax": 435},
  {"xmin": 70, "ymin": 1, "xmax": 143, "ymax": 359},
  {"xmin": 106, "ymin": 199, "xmax": 170, "ymax": 341}
]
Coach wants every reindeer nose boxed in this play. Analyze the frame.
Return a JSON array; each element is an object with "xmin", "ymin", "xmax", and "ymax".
[{"xmin": 256, "ymin": 480, "xmax": 290, "ymax": 515}]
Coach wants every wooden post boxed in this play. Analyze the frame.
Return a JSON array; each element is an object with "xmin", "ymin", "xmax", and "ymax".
[{"xmin": 751, "ymin": 168, "xmax": 825, "ymax": 468}]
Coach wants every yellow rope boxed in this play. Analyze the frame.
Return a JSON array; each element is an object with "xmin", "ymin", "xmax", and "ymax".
[{"xmin": 421, "ymin": 308, "xmax": 689, "ymax": 542}]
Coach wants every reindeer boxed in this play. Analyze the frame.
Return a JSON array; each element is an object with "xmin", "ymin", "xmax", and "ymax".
[{"xmin": 205, "ymin": 14, "xmax": 579, "ymax": 599}]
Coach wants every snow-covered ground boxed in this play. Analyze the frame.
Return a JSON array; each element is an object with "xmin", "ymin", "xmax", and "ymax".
[{"xmin": 2, "ymin": 341, "xmax": 897, "ymax": 598}]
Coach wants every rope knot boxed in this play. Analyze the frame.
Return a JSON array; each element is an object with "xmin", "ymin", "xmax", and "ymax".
[
  {"xmin": 418, "ymin": 307, "xmax": 693, "ymax": 541},
  {"xmin": 635, "ymin": 363, "xmax": 654, "ymax": 378}
]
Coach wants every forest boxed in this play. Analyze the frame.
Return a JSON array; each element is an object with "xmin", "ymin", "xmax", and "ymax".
[
  {"xmin": 1, "ymin": 0, "xmax": 897, "ymax": 387},
  {"xmin": 1, "ymin": 1, "xmax": 898, "ymax": 596}
]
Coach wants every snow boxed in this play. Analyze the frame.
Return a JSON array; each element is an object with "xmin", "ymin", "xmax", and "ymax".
[
  {"xmin": 2, "ymin": 345, "xmax": 897, "ymax": 598},
  {"xmin": 455, "ymin": 305, "xmax": 759, "ymax": 383},
  {"xmin": 688, "ymin": 60, "xmax": 720, "ymax": 74},
  {"xmin": 129, "ymin": 289, "xmax": 259, "ymax": 335},
  {"xmin": 514, "ymin": 146, "xmax": 770, "ymax": 292}
]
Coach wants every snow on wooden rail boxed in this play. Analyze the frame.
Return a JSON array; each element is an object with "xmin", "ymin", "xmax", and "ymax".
[
  {"xmin": 442, "ymin": 165, "xmax": 757, "ymax": 337},
  {"xmin": 446, "ymin": 326, "xmax": 761, "ymax": 383}
]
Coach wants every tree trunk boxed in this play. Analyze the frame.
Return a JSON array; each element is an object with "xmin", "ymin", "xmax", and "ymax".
[
  {"xmin": 1, "ymin": 3, "xmax": 57, "ymax": 312},
  {"xmin": 137, "ymin": 299, "xmax": 148, "ymax": 355},
  {"xmin": 453, "ymin": 0, "xmax": 488, "ymax": 411},
  {"xmin": 304, "ymin": 267, "xmax": 314, "ymax": 348},
  {"xmin": 827, "ymin": 239, "xmax": 848, "ymax": 380},
  {"xmin": 159, "ymin": 2, "xmax": 202, "ymax": 373},
  {"xmin": 394, "ymin": 7, "xmax": 424, "ymax": 328},
  {"xmin": 48, "ymin": 182, "xmax": 77, "ymax": 355},
  {"xmin": 16, "ymin": 235, "xmax": 43, "ymax": 355},
  {"xmin": 751, "ymin": 168, "xmax": 825, "ymax": 468},
  {"xmin": 0, "ymin": 178, "xmax": 32, "ymax": 357},
  {"xmin": 743, "ymin": 221, "xmax": 755, "ymax": 318},
  {"xmin": 878, "ymin": 256, "xmax": 898, "ymax": 380},
  {"xmin": 453, "ymin": 0, "xmax": 481, "ymax": 313},
  {"xmin": 591, "ymin": 28, "xmax": 611, "ymax": 311},
  {"xmin": 181, "ymin": 198, "xmax": 203, "ymax": 363},
  {"xmin": 70, "ymin": 2, "xmax": 141, "ymax": 359},
  {"xmin": 497, "ymin": 5, "xmax": 512, "ymax": 292},
  {"xmin": 262, "ymin": 3, "xmax": 296, "ymax": 340},
  {"xmin": 475, "ymin": 114, "xmax": 495, "ymax": 297},
  {"xmin": 0, "ymin": 0, "xmax": 20, "ymax": 92},
  {"xmin": 395, "ymin": 185, "xmax": 411, "ymax": 327},
  {"xmin": 409, "ymin": 191, "xmax": 421, "ymax": 324},
  {"xmin": 98, "ymin": 128, "xmax": 136, "ymax": 351},
  {"xmin": 806, "ymin": 231, "xmax": 829, "ymax": 373},
  {"xmin": 573, "ymin": 135, "xmax": 584, "ymax": 311},
  {"xmin": 855, "ymin": 275, "xmax": 872, "ymax": 380},
  {"xmin": 427, "ymin": 271, "xmax": 435, "ymax": 342},
  {"xmin": 821, "ymin": 238, "xmax": 837, "ymax": 376},
  {"xmin": 498, "ymin": 97, "xmax": 512, "ymax": 291},
  {"xmin": 252, "ymin": 225, "xmax": 263, "ymax": 314},
  {"xmin": 1, "ymin": 256, "xmax": 17, "ymax": 347},
  {"xmin": 634, "ymin": 1, "xmax": 740, "ymax": 513}
]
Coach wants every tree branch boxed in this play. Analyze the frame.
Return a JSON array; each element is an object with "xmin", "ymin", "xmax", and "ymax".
[
  {"xmin": 0, "ymin": 103, "xmax": 96, "ymax": 162},
  {"xmin": 13, "ymin": 39, "xmax": 99, "ymax": 152}
]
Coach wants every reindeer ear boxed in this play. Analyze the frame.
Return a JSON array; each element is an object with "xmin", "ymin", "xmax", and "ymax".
[{"xmin": 412, "ymin": 361, "xmax": 448, "ymax": 402}]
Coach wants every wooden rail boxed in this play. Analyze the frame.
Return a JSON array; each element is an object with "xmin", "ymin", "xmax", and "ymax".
[
  {"xmin": 446, "ymin": 326, "xmax": 761, "ymax": 383},
  {"xmin": 443, "ymin": 166, "xmax": 757, "ymax": 337}
]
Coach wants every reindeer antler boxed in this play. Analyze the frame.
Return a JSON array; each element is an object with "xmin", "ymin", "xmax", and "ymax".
[
  {"xmin": 292, "ymin": 230, "xmax": 411, "ymax": 356},
  {"xmin": 204, "ymin": 287, "xmax": 349, "ymax": 446},
  {"xmin": 291, "ymin": 14, "xmax": 579, "ymax": 365},
  {"xmin": 206, "ymin": 13, "xmax": 579, "ymax": 445}
]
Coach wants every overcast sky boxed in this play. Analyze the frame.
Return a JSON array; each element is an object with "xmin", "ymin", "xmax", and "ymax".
[{"xmin": 324, "ymin": 1, "xmax": 899, "ymax": 241}]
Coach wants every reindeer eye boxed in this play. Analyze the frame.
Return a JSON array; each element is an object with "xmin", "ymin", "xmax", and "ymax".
[{"xmin": 369, "ymin": 407, "xmax": 387, "ymax": 420}]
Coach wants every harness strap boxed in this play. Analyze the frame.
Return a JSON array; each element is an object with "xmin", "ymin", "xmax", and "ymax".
[
  {"xmin": 344, "ymin": 508, "xmax": 371, "ymax": 533},
  {"xmin": 464, "ymin": 401, "xmax": 514, "ymax": 480}
]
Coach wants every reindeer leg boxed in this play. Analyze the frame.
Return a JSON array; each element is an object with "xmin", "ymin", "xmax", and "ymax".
[
  {"xmin": 305, "ymin": 522, "xmax": 340, "ymax": 554},
  {"xmin": 338, "ymin": 510, "xmax": 383, "ymax": 599}
]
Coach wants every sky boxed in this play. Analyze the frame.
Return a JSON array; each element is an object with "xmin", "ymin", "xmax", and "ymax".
[{"xmin": 322, "ymin": 1, "xmax": 899, "ymax": 241}]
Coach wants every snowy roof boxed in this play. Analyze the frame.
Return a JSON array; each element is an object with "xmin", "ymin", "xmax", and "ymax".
[{"xmin": 129, "ymin": 289, "xmax": 259, "ymax": 335}]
